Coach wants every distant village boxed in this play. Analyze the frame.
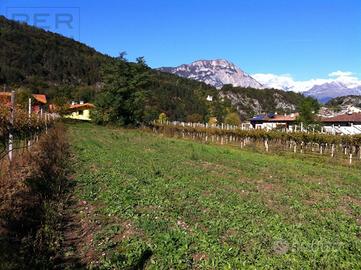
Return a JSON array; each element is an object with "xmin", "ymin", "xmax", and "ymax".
[{"xmin": 1, "ymin": 91, "xmax": 361, "ymax": 135}]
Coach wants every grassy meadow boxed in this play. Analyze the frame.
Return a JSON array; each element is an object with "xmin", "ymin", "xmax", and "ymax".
[{"xmin": 69, "ymin": 122, "xmax": 361, "ymax": 269}]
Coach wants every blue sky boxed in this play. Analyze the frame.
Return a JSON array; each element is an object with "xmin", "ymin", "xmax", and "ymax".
[{"xmin": 1, "ymin": 0, "xmax": 360, "ymax": 84}]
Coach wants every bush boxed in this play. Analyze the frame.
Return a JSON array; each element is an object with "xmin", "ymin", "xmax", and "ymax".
[
  {"xmin": 224, "ymin": 112, "xmax": 241, "ymax": 126},
  {"xmin": 186, "ymin": 113, "xmax": 203, "ymax": 123}
]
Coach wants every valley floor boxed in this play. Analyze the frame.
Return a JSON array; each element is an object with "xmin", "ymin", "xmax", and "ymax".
[{"xmin": 68, "ymin": 122, "xmax": 361, "ymax": 269}]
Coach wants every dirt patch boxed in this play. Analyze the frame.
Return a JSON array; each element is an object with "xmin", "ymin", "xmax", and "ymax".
[
  {"xmin": 257, "ymin": 182, "xmax": 274, "ymax": 192},
  {"xmin": 335, "ymin": 195, "xmax": 361, "ymax": 223},
  {"xmin": 302, "ymin": 190, "xmax": 329, "ymax": 206},
  {"xmin": 272, "ymin": 240, "xmax": 290, "ymax": 255},
  {"xmin": 220, "ymin": 228, "xmax": 238, "ymax": 244},
  {"xmin": 56, "ymin": 195, "xmax": 148, "ymax": 269},
  {"xmin": 187, "ymin": 160, "xmax": 247, "ymax": 180},
  {"xmin": 54, "ymin": 196, "xmax": 103, "ymax": 269},
  {"xmin": 192, "ymin": 252, "xmax": 209, "ymax": 264},
  {"xmin": 177, "ymin": 219, "xmax": 191, "ymax": 232},
  {"xmin": 342, "ymin": 195, "xmax": 361, "ymax": 207}
]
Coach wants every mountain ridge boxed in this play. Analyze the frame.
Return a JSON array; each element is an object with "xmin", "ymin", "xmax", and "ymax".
[
  {"xmin": 304, "ymin": 82, "xmax": 361, "ymax": 103},
  {"xmin": 159, "ymin": 59, "xmax": 263, "ymax": 89}
]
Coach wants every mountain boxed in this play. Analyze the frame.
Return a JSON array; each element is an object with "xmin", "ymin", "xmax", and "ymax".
[
  {"xmin": 303, "ymin": 81, "xmax": 361, "ymax": 103},
  {"xmin": 221, "ymin": 84, "xmax": 306, "ymax": 118},
  {"xmin": 158, "ymin": 59, "xmax": 310, "ymax": 118},
  {"xmin": 159, "ymin": 59, "xmax": 263, "ymax": 89},
  {"xmin": 326, "ymin": 95, "xmax": 361, "ymax": 109}
]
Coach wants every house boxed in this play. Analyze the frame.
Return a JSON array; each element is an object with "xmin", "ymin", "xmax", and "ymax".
[
  {"xmin": 0, "ymin": 92, "xmax": 47, "ymax": 113},
  {"xmin": 64, "ymin": 102, "xmax": 95, "ymax": 121},
  {"xmin": 250, "ymin": 113, "xmax": 299, "ymax": 130},
  {"xmin": 31, "ymin": 94, "xmax": 47, "ymax": 113},
  {"xmin": 321, "ymin": 112, "xmax": 361, "ymax": 135}
]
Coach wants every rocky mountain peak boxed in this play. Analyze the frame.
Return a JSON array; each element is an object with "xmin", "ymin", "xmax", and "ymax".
[{"xmin": 158, "ymin": 59, "xmax": 263, "ymax": 89}]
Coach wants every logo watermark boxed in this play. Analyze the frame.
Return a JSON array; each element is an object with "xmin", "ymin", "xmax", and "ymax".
[
  {"xmin": 6, "ymin": 7, "xmax": 80, "ymax": 40},
  {"xmin": 272, "ymin": 238, "xmax": 352, "ymax": 255}
]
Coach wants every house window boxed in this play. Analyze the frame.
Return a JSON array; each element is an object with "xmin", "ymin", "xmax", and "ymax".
[{"xmin": 79, "ymin": 110, "xmax": 84, "ymax": 115}]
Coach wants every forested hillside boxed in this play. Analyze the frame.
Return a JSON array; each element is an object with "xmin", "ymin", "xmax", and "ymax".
[{"xmin": 0, "ymin": 16, "xmax": 107, "ymax": 86}]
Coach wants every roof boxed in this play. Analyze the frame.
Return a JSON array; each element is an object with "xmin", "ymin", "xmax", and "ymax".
[
  {"xmin": 321, "ymin": 113, "xmax": 361, "ymax": 123},
  {"xmin": 67, "ymin": 103, "xmax": 95, "ymax": 111},
  {"xmin": 32, "ymin": 94, "xmax": 47, "ymax": 104},
  {"xmin": 0, "ymin": 92, "xmax": 11, "ymax": 97},
  {"xmin": 0, "ymin": 92, "xmax": 47, "ymax": 104},
  {"xmin": 251, "ymin": 114, "xmax": 267, "ymax": 121},
  {"xmin": 250, "ymin": 113, "xmax": 299, "ymax": 122}
]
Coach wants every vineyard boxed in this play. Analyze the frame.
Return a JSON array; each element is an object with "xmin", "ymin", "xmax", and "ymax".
[
  {"xmin": 0, "ymin": 100, "xmax": 55, "ymax": 163},
  {"xmin": 151, "ymin": 122, "xmax": 361, "ymax": 165}
]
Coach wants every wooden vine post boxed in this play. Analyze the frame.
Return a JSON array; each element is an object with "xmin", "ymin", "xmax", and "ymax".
[
  {"xmin": 331, "ymin": 144, "xmax": 335, "ymax": 157},
  {"xmin": 8, "ymin": 91, "xmax": 15, "ymax": 162},
  {"xmin": 264, "ymin": 138, "xmax": 269, "ymax": 152},
  {"xmin": 349, "ymin": 152, "xmax": 353, "ymax": 165},
  {"xmin": 28, "ymin": 97, "xmax": 32, "ymax": 148}
]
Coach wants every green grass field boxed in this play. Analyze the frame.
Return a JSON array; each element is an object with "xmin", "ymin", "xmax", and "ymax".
[{"xmin": 69, "ymin": 123, "xmax": 361, "ymax": 269}]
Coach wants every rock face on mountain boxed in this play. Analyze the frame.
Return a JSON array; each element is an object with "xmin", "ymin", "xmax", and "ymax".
[
  {"xmin": 220, "ymin": 85, "xmax": 306, "ymax": 119},
  {"xmin": 304, "ymin": 82, "xmax": 361, "ymax": 103},
  {"xmin": 326, "ymin": 95, "xmax": 361, "ymax": 108},
  {"xmin": 159, "ymin": 59, "xmax": 263, "ymax": 89}
]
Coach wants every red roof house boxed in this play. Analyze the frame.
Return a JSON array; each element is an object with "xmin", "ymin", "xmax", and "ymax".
[
  {"xmin": 321, "ymin": 113, "xmax": 361, "ymax": 126},
  {"xmin": 0, "ymin": 92, "xmax": 47, "ymax": 113}
]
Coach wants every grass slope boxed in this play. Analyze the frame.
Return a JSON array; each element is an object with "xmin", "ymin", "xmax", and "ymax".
[{"xmin": 69, "ymin": 123, "xmax": 361, "ymax": 269}]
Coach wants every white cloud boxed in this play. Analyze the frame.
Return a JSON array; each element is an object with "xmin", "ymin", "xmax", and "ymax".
[
  {"xmin": 252, "ymin": 71, "xmax": 361, "ymax": 92},
  {"xmin": 328, "ymin": 71, "xmax": 361, "ymax": 88},
  {"xmin": 328, "ymin": 71, "xmax": 353, "ymax": 77}
]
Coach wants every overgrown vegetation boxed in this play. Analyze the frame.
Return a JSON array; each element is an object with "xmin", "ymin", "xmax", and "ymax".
[
  {"xmin": 0, "ymin": 124, "xmax": 71, "ymax": 269},
  {"xmin": 69, "ymin": 123, "xmax": 361, "ymax": 269}
]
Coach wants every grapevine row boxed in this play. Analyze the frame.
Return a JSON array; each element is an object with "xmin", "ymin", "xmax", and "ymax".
[
  {"xmin": 0, "ymin": 106, "xmax": 53, "ymax": 146},
  {"xmin": 151, "ymin": 123, "xmax": 361, "ymax": 164},
  {"xmin": 151, "ymin": 123, "xmax": 361, "ymax": 146}
]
